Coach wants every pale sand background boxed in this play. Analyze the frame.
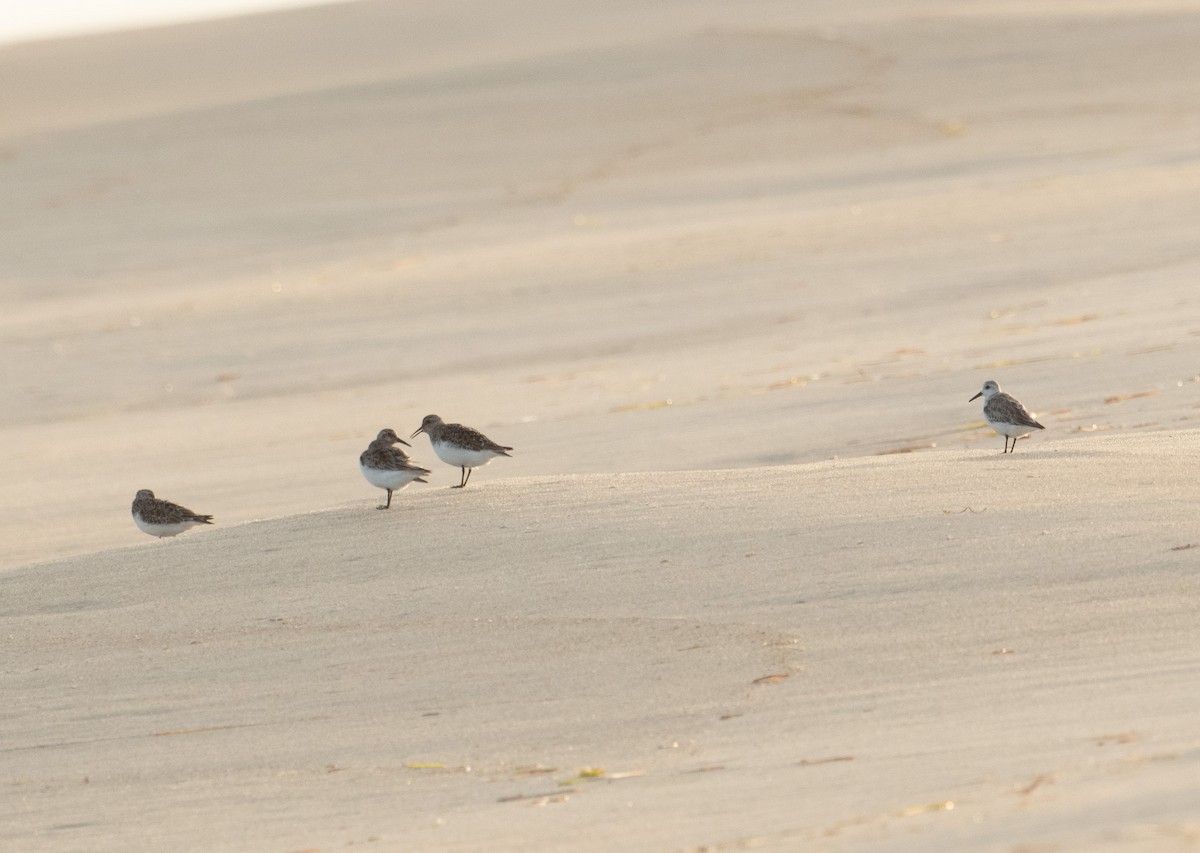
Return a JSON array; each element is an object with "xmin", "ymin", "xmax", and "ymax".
[{"xmin": 2, "ymin": 0, "xmax": 1200, "ymax": 850}]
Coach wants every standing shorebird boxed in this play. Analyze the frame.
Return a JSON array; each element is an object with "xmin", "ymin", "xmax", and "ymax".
[
  {"xmin": 359, "ymin": 428, "xmax": 431, "ymax": 509},
  {"xmin": 131, "ymin": 489, "xmax": 214, "ymax": 538},
  {"xmin": 970, "ymin": 380, "xmax": 1045, "ymax": 453},
  {"xmin": 410, "ymin": 414, "xmax": 512, "ymax": 488}
]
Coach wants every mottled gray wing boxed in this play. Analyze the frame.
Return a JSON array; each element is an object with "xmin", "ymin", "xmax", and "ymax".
[{"xmin": 987, "ymin": 392, "xmax": 1044, "ymax": 429}]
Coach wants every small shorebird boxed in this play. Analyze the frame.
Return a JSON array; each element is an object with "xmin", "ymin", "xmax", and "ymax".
[
  {"xmin": 359, "ymin": 428, "xmax": 431, "ymax": 509},
  {"xmin": 131, "ymin": 489, "xmax": 214, "ymax": 538},
  {"xmin": 970, "ymin": 380, "xmax": 1045, "ymax": 453},
  {"xmin": 411, "ymin": 414, "xmax": 512, "ymax": 488}
]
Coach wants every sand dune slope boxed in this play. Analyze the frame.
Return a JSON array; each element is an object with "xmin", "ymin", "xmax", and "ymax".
[
  {"xmin": 5, "ymin": 1, "xmax": 1200, "ymax": 570},
  {"xmin": 5, "ymin": 430, "xmax": 1199, "ymax": 852}
]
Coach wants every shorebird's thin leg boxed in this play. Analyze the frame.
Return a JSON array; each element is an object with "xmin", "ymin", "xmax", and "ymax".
[
  {"xmin": 452, "ymin": 467, "xmax": 466, "ymax": 489},
  {"xmin": 377, "ymin": 488, "xmax": 393, "ymax": 510},
  {"xmin": 463, "ymin": 467, "xmax": 473, "ymax": 488}
]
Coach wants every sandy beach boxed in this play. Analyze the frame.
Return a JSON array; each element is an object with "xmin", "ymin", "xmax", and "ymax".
[{"xmin": 3, "ymin": 1, "xmax": 1200, "ymax": 850}]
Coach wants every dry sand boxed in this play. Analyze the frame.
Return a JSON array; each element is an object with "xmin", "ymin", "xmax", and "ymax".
[{"xmin": 3, "ymin": 0, "xmax": 1200, "ymax": 850}]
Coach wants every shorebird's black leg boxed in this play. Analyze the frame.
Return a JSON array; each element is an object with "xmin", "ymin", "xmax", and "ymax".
[
  {"xmin": 378, "ymin": 488, "xmax": 394, "ymax": 509},
  {"xmin": 463, "ymin": 467, "xmax": 473, "ymax": 488},
  {"xmin": 452, "ymin": 467, "xmax": 466, "ymax": 489}
]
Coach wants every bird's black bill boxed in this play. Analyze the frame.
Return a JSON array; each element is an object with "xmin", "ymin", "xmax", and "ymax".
[{"xmin": 969, "ymin": 392, "xmax": 982, "ymax": 401}]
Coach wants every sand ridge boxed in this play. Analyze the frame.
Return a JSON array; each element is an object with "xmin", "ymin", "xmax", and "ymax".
[{"xmin": 5, "ymin": 433, "xmax": 1200, "ymax": 851}]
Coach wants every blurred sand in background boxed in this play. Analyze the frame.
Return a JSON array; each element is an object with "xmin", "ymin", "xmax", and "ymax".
[{"xmin": 4, "ymin": 0, "xmax": 1200, "ymax": 568}]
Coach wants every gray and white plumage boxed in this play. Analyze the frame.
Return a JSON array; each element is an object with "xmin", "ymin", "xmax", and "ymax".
[
  {"xmin": 131, "ymin": 489, "xmax": 214, "ymax": 538},
  {"xmin": 360, "ymin": 428, "xmax": 431, "ymax": 509},
  {"xmin": 969, "ymin": 380, "xmax": 1045, "ymax": 453},
  {"xmin": 410, "ymin": 414, "xmax": 512, "ymax": 488}
]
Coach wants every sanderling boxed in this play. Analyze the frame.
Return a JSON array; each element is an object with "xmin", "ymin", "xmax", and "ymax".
[
  {"xmin": 360, "ymin": 428, "xmax": 431, "ymax": 509},
  {"xmin": 969, "ymin": 380, "xmax": 1045, "ymax": 453},
  {"xmin": 131, "ymin": 489, "xmax": 214, "ymax": 538},
  {"xmin": 410, "ymin": 414, "xmax": 512, "ymax": 488}
]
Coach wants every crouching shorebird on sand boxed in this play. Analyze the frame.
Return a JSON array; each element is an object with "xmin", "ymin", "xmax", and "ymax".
[
  {"xmin": 131, "ymin": 489, "xmax": 214, "ymax": 538},
  {"xmin": 970, "ymin": 380, "xmax": 1045, "ymax": 453},
  {"xmin": 411, "ymin": 414, "xmax": 512, "ymax": 488},
  {"xmin": 359, "ymin": 428, "xmax": 431, "ymax": 509}
]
